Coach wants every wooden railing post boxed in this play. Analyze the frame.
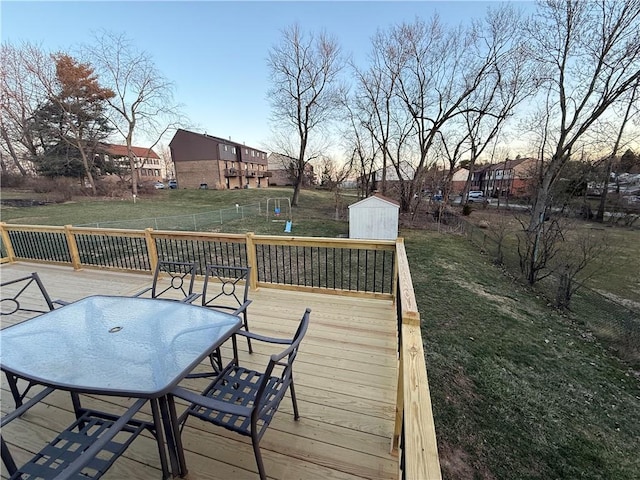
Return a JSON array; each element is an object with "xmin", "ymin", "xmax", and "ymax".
[
  {"xmin": 245, "ymin": 232, "xmax": 258, "ymax": 291},
  {"xmin": 144, "ymin": 228, "xmax": 158, "ymax": 273},
  {"xmin": 64, "ymin": 225, "xmax": 82, "ymax": 270},
  {"xmin": 0, "ymin": 222, "xmax": 16, "ymax": 263},
  {"xmin": 392, "ymin": 239, "xmax": 401, "ymax": 305}
]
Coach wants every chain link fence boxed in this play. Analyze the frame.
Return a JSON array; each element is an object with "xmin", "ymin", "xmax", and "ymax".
[
  {"xmin": 76, "ymin": 203, "xmax": 263, "ymax": 231},
  {"xmin": 462, "ymin": 218, "xmax": 640, "ymax": 368}
]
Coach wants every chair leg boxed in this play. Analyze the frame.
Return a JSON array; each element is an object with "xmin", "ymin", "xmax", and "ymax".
[
  {"xmin": 251, "ymin": 433, "xmax": 267, "ymax": 480},
  {"xmin": 244, "ymin": 312, "xmax": 253, "ymax": 354},
  {"xmin": 209, "ymin": 348, "xmax": 223, "ymax": 373},
  {"xmin": 5, "ymin": 373, "xmax": 23, "ymax": 408},
  {"xmin": 1, "ymin": 438, "xmax": 18, "ymax": 476},
  {"xmin": 289, "ymin": 379, "xmax": 300, "ymax": 420}
]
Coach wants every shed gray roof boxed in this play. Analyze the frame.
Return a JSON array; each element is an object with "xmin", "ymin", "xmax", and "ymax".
[{"xmin": 349, "ymin": 194, "xmax": 400, "ymax": 209}]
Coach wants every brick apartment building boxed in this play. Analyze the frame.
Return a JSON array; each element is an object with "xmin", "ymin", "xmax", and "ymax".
[{"xmin": 169, "ymin": 129, "xmax": 270, "ymax": 189}]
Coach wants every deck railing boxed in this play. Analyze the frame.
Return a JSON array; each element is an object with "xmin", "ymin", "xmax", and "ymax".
[{"xmin": 0, "ymin": 222, "xmax": 441, "ymax": 479}]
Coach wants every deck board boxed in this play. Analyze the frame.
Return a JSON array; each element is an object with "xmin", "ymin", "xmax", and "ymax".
[{"xmin": 0, "ymin": 262, "xmax": 399, "ymax": 479}]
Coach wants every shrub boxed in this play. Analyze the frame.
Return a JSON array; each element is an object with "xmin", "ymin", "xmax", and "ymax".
[{"xmin": 0, "ymin": 173, "xmax": 28, "ymax": 188}]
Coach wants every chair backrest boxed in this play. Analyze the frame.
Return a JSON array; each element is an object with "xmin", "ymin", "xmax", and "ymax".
[
  {"xmin": 0, "ymin": 272, "xmax": 54, "ymax": 316},
  {"xmin": 201, "ymin": 265, "xmax": 250, "ymax": 311},
  {"xmin": 151, "ymin": 261, "xmax": 197, "ymax": 299},
  {"xmin": 253, "ymin": 308, "xmax": 311, "ymax": 421}
]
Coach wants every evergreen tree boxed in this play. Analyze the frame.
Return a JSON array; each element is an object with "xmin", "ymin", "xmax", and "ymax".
[{"xmin": 27, "ymin": 55, "xmax": 114, "ymax": 190}]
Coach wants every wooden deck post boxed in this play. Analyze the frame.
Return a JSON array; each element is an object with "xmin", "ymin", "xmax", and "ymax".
[
  {"xmin": 392, "ymin": 239, "xmax": 401, "ymax": 306},
  {"xmin": 144, "ymin": 228, "xmax": 158, "ymax": 274},
  {"xmin": 64, "ymin": 225, "xmax": 82, "ymax": 270},
  {"xmin": 0, "ymin": 222, "xmax": 16, "ymax": 263},
  {"xmin": 245, "ymin": 232, "xmax": 258, "ymax": 291}
]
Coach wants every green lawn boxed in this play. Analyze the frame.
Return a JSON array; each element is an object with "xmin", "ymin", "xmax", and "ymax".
[
  {"xmin": 2, "ymin": 188, "xmax": 639, "ymax": 479},
  {"xmin": 404, "ymin": 230, "xmax": 639, "ymax": 479},
  {"xmin": 0, "ymin": 187, "xmax": 354, "ymax": 237}
]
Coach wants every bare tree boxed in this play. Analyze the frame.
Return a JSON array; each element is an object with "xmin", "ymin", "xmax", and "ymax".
[
  {"xmin": 319, "ymin": 156, "xmax": 353, "ymax": 220},
  {"xmin": 524, "ymin": 0, "xmax": 640, "ymax": 232},
  {"xmin": 517, "ymin": 215, "xmax": 564, "ymax": 285},
  {"xmin": 595, "ymin": 79, "xmax": 639, "ymax": 221},
  {"xmin": 350, "ymin": 29, "xmax": 407, "ymax": 196},
  {"xmin": 86, "ymin": 32, "xmax": 185, "ymax": 196},
  {"xmin": 374, "ymin": 6, "xmax": 528, "ymax": 212},
  {"xmin": 0, "ymin": 42, "xmax": 49, "ymax": 175},
  {"xmin": 458, "ymin": 6, "xmax": 537, "ymax": 202},
  {"xmin": 555, "ymin": 228, "xmax": 609, "ymax": 309},
  {"xmin": 338, "ymin": 86, "xmax": 381, "ymax": 199},
  {"xmin": 267, "ymin": 24, "xmax": 344, "ymax": 206},
  {"xmin": 156, "ymin": 143, "xmax": 174, "ymax": 180}
]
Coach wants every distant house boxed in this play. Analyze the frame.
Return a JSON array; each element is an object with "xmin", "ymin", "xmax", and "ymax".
[
  {"xmin": 97, "ymin": 143, "xmax": 162, "ymax": 183},
  {"xmin": 267, "ymin": 153, "xmax": 315, "ymax": 187},
  {"xmin": 169, "ymin": 129, "xmax": 269, "ymax": 189},
  {"xmin": 469, "ymin": 157, "xmax": 536, "ymax": 197},
  {"xmin": 450, "ymin": 168, "xmax": 470, "ymax": 194}
]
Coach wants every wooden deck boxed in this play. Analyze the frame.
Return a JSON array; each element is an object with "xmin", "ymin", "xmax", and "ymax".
[{"xmin": 0, "ymin": 262, "xmax": 399, "ymax": 479}]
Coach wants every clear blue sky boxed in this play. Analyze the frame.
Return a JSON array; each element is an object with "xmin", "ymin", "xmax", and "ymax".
[{"xmin": 2, "ymin": 1, "xmax": 530, "ymax": 153}]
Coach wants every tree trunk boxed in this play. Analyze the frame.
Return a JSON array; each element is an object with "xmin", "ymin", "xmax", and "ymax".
[
  {"xmin": 381, "ymin": 150, "xmax": 387, "ymax": 195},
  {"xmin": 0, "ymin": 126, "xmax": 28, "ymax": 176},
  {"xmin": 596, "ymin": 85, "xmax": 636, "ymax": 222},
  {"xmin": 291, "ymin": 178, "xmax": 301, "ymax": 206},
  {"xmin": 291, "ymin": 140, "xmax": 307, "ymax": 207},
  {"xmin": 129, "ymin": 150, "xmax": 139, "ymax": 197},
  {"xmin": 528, "ymin": 152, "xmax": 566, "ymax": 232},
  {"xmin": 78, "ymin": 146, "xmax": 97, "ymax": 195},
  {"xmin": 555, "ymin": 266, "xmax": 571, "ymax": 309},
  {"xmin": 595, "ymin": 156, "xmax": 612, "ymax": 222}
]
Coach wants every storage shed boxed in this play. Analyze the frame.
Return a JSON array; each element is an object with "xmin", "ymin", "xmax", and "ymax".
[{"xmin": 348, "ymin": 194, "xmax": 399, "ymax": 240}]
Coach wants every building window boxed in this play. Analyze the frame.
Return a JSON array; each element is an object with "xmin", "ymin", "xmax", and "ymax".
[
  {"xmin": 232, "ymin": 147, "xmax": 236, "ymax": 154},
  {"xmin": 224, "ymin": 145, "xmax": 228, "ymax": 152},
  {"xmin": 245, "ymin": 149, "xmax": 248, "ymax": 154}
]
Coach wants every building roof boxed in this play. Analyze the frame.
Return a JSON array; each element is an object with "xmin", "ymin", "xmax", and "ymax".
[
  {"xmin": 170, "ymin": 129, "xmax": 267, "ymax": 154},
  {"xmin": 486, "ymin": 157, "xmax": 535, "ymax": 171},
  {"xmin": 99, "ymin": 143, "xmax": 160, "ymax": 159}
]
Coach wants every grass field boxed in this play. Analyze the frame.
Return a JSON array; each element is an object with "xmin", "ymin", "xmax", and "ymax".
[
  {"xmin": 406, "ymin": 230, "xmax": 639, "ymax": 479},
  {"xmin": 1, "ymin": 187, "xmax": 639, "ymax": 479},
  {"xmin": 0, "ymin": 187, "xmax": 354, "ymax": 237}
]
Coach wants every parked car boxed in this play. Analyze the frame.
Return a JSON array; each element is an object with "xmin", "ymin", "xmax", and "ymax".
[
  {"xmin": 468, "ymin": 190, "xmax": 484, "ymax": 201},
  {"xmin": 167, "ymin": 179, "xmax": 178, "ymax": 189},
  {"xmin": 153, "ymin": 182, "xmax": 165, "ymax": 189}
]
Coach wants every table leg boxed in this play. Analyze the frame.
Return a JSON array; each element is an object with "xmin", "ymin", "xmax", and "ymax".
[
  {"xmin": 158, "ymin": 395, "xmax": 188, "ymax": 478},
  {"xmin": 167, "ymin": 394, "xmax": 188, "ymax": 476},
  {"xmin": 150, "ymin": 398, "xmax": 171, "ymax": 479}
]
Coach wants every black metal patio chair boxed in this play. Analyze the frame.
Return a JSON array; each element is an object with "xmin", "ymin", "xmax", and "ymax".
[
  {"xmin": 1, "ymin": 272, "xmax": 69, "ymax": 408},
  {"xmin": 187, "ymin": 265, "xmax": 253, "ymax": 375},
  {"xmin": 1, "ymin": 390, "xmax": 153, "ymax": 480},
  {"xmin": 170, "ymin": 307, "xmax": 311, "ymax": 480},
  {"xmin": 132, "ymin": 260, "xmax": 197, "ymax": 301},
  {"xmin": 0, "ymin": 271, "xmax": 69, "ymax": 317}
]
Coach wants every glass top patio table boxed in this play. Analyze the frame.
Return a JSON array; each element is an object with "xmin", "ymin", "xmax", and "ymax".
[{"xmin": 0, "ymin": 295, "xmax": 241, "ymax": 397}]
